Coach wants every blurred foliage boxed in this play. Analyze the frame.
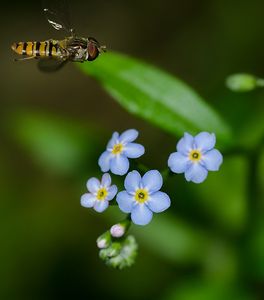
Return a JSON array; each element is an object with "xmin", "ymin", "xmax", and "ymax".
[
  {"xmin": 164, "ymin": 279, "xmax": 254, "ymax": 300},
  {"xmin": 7, "ymin": 110, "xmax": 102, "ymax": 176},
  {"xmin": 195, "ymin": 156, "xmax": 247, "ymax": 233},
  {"xmin": 235, "ymin": 110, "xmax": 264, "ymax": 151}
]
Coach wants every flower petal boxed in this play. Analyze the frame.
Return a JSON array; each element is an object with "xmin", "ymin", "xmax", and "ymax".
[
  {"xmin": 123, "ymin": 143, "xmax": 145, "ymax": 158},
  {"xmin": 80, "ymin": 193, "xmax": 96, "ymax": 208},
  {"xmin": 116, "ymin": 191, "xmax": 134, "ymax": 213},
  {"xmin": 124, "ymin": 170, "xmax": 141, "ymax": 193},
  {"xmin": 142, "ymin": 170, "xmax": 163, "ymax": 193},
  {"xmin": 98, "ymin": 151, "xmax": 112, "ymax": 172},
  {"xmin": 94, "ymin": 200, "xmax": 109, "ymax": 213},
  {"xmin": 107, "ymin": 132, "xmax": 119, "ymax": 149},
  {"xmin": 110, "ymin": 155, "xmax": 129, "ymax": 175},
  {"xmin": 131, "ymin": 204, "xmax": 153, "ymax": 226},
  {"xmin": 106, "ymin": 185, "xmax": 118, "ymax": 201},
  {"xmin": 168, "ymin": 152, "xmax": 191, "ymax": 173},
  {"xmin": 86, "ymin": 177, "xmax": 100, "ymax": 193},
  {"xmin": 184, "ymin": 163, "xmax": 208, "ymax": 184},
  {"xmin": 101, "ymin": 173, "xmax": 111, "ymax": 187},
  {"xmin": 119, "ymin": 129, "xmax": 138, "ymax": 144},
  {"xmin": 147, "ymin": 191, "xmax": 171, "ymax": 213},
  {"xmin": 176, "ymin": 133, "xmax": 194, "ymax": 155},
  {"xmin": 202, "ymin": 149, "xmax": 223, "ymax": 171},
  {"xmin": 194, "ymin": 132, "xmax": 216, "ymax": 152}
]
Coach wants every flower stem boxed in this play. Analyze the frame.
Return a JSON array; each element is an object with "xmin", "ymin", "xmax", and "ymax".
[{"xmin": 238, "ymin": 142, "xmax": 262, "ymax": 286}]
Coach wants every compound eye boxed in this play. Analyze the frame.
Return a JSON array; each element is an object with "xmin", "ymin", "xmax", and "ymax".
[{"xmin": 87, "ymin": 42, "xmax": 99, "ymax": 61}]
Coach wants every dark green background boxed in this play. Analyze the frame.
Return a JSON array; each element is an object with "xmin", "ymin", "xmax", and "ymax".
[{"xmin": 0, "ymin": 0, "xmax": 264, "ymax": 299}]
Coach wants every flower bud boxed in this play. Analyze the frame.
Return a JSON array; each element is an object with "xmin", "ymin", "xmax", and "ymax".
[
  {"xmin": 99, "ymin": 242, "xmax": 121, "ymax": 260},
  {"xmin": 110, "ymin": 219, "xmax": 131, "ymax": 238},
  {"xmin": 96, "ymin": 231, "xmax": 111, "ymax": 249},
  {"xmin": 226, "ymin": 73, "xmax": 264, "ymax": 92},
  {"xmin": 99, "ymin": 235, "xmax": 138, "ymax": 270}
]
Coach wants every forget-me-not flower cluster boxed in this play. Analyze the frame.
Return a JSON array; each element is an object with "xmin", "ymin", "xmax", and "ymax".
[
  {"xmin": 81, "ymin": 130, "xmax": 223, "ymax": 223},
  {"xmin": 81, "ymin": 128, "xmax": 224, "ymax": 269}
]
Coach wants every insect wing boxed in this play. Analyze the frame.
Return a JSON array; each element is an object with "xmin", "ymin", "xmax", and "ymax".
[
  {"xmin": 38, "ymin": 58, "xmax": 68, "ymax": 72},
  {"xmin": 42, "ymin": 0, "xmax": 75, "ymax": 35}
]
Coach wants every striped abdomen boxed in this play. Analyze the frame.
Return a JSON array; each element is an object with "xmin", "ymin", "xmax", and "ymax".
[{"xmin": 11, "ymin": 40, "xmax": 62, "ymax": 58}]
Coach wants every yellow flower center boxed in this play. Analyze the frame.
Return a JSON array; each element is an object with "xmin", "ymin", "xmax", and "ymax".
[
  {"xmin": 135, "ymin": 189, "xmax": 149, "ymax": 204},
  {"xmin": 189, "ymin": 149, "xmax": 202, "ymax": 162},
  {"xmin": 112, "ymin": 143, "xmax": 123, "ymax": 155},
  {"xmin": 96, "ymin": 188, "xmax": 108, "ymax": 201}
]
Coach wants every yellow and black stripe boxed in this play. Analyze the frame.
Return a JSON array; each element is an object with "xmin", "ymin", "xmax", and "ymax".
[{"xmin": 11, "ymin": 40, "xmax": 61, "ymax": 58}]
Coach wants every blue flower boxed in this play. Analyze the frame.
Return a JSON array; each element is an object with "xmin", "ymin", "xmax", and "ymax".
[
  {"xmin": 168, "ymin": 132, "xmax": 223, "ymax": 184},
  {"xmin": 99, "ymin": 129, "xmax": 145, "ymax": 176},
  {"xmin": 81, "ymin": 173, "xmax": 117, "ymax": 212},
  {"xmin": 116, "ymin": 170, "xmax": 171, "ymax": 226}
]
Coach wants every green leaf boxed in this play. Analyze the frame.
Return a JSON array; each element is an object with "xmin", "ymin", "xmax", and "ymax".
[{"xmin": 78, "ymin": 52, "xmax": 232, "ymax": 146}]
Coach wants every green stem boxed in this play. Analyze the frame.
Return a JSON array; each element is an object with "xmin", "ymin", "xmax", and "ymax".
[
  {"xmin": 239, "ymin": 144, "xmax": 262, "ymax": 287},
  {"xmin": 246, "ymin": 152, "xmax": 259, "ymax": 227}
]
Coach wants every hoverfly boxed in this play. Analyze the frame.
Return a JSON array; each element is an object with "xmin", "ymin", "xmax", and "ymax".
[{"xmin": 11, "ymin": 0, "xmax": 106, "ymax": 71}]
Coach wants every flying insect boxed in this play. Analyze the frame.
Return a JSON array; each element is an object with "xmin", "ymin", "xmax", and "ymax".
[{"xmin": 11, "ymin": 0, "xmax": 106, "ymax": 71}]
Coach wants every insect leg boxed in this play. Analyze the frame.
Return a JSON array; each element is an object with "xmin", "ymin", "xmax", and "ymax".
[{"xmin": 14, "ymin": 56, "xmax": 36, "ymax": 62}]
